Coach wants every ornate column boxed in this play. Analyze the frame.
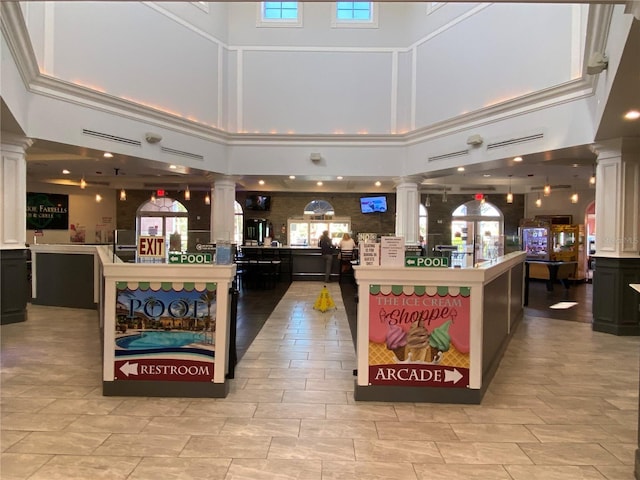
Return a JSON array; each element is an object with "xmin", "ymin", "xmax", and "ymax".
[
  {"xmin": 591, "ymin": 138, "xmax": 640, "ymax": 335},
  {"xmin": 1, "ymin": 133, "xmax": 33, "ymax": 324},
  {"xmin": 210, "ymin": 177, "xmax": 236, "ymax": 244},
  {"xmin": 394, "ymin": 178, "xmax": 420, "ymax": 245}
]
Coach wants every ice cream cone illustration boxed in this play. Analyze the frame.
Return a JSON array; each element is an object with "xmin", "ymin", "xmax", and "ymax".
[
  {"xmin": 406, "ymin": 319, "xmax": 430, "ymax": 362},
  {"xmin": 428, "ymin": 320, "xmax": 452, "ymax": 364},
  {"xmin": 385, "ymin": 324, "xmax": 407, "ymax": 362}
]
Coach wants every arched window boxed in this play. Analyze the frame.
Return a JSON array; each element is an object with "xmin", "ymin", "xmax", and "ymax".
[
  {"xmin": 451, "ymin": 199, "xmax": 504, "ymax": 263},
  {"xmin": 303, "ymin": 200, "xmax": 335, "ymax": 215},
  {"xmin": 136, "ymin": 197, "xmax": 189, "ymax": 258}
]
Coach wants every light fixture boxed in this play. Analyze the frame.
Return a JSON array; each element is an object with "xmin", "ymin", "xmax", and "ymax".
[
  {"xmin": 95, "ymin": 194, "xmax": 102, "ymax": 203},
  {"xmin": 457, "ymin": 167, "xmax": 465, "ymax": 172},
  {"xmin": 425, "ymin": 194, "xmax": 430, "ymax": 207},
  {"xmin": 442, "ymin": 186, "xmax": 447, "ymax": 203},
  {"xmin": 543, "ymin": 177, "xmax": 551, "ymax": 197},
  {"xmin": 103, "ymin": 152, "xmax": 113, "ymax": 158},
  {"xmin": 337, "ymin": 176, "xmax": 343, "ymax": 180},
  {"xmin": 624, "ymin": 110, "xmax": 640, "ymax": 120},
  {"xmin": 506, "ymin": 175, "xmax": 513, "ymax": 204},
  {"xmin": 513, "ymin": 156, "xmax": 523, "ymax": 162},
  {"xmin": 184, "ymin": 186, "xmax": 191, "ymax": 201},
  {"xmin": 317, "ymin": 181, "xmax": 323, "ymax": 186},
  {"xmin": 571, "ymin": 192, "xmax": 579, "ymax": 204},
  {"xmin": 119, "ymin": 189, "xmax": 126, "ymax": 201},
  {"xmin": 62, "ymin": 169, "xmax": 70, "ymax": 175},
  {"xmin": 150, "ymin": 191, "xmax": 156, "ymax": 203},
  {"xmin": 589, "ymin": 164, "xmax": 596, "ymax": 186},
  {"xmin": 289, "ymin": 175, "xmax": 296, "ymax": 180},
  {"xmin": 375, "ymin": 181, "xmax": 381, "ymax": 186},
  {"xmin": 80, "ymin": 176, "xmax": 87, "ymax": 189},
  {"xmin": 169, "ymin": 165, "xmax": 177, "ymax": 170},
  {"xmin": 204, "ymin": 193, "xmax": 211, "ymax": 205},
  {"xmin": 258, "ymin": 180, "xmax": 265, "ymax": 185},
  {"xmin": 535, "ymin": 194, "xmax": 542, "ymax": 208}
]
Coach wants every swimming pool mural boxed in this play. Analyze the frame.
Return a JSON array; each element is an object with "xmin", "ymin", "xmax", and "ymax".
[{"xmin": 114, "ymin": 281, "xmax": 217, "ymax": 382}]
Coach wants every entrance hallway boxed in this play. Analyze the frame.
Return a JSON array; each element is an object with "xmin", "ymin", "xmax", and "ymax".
[{"xmin": 1, "ymin": 281, "xmax": 639, "ymax": 480}]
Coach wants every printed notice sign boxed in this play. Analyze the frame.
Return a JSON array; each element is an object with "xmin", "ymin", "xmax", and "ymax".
[
  {"xmin": 360, "ymin": 243, "xmax": 380, "ymax": 266},
  {"xmin": 380, "ymin": 236, "xmax": 405, "ymax": 267}
]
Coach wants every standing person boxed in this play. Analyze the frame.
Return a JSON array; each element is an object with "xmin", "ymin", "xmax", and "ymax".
[
  {"xmin": 318, "ymin": 230, "xmax": 334, "ymax": 283},
  {"xmin": 338, "ymin": 233, "xmax": 356, "ymax": 273}
]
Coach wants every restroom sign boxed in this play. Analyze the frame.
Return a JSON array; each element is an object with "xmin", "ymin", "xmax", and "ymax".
[{"xmin": 138, "ymin": 236, "xmax": 165, "ymax": 258}]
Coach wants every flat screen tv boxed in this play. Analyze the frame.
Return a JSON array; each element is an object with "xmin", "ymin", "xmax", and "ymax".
[
  {"xmin": 360, "ymin": 196, "xmax": 387, "ymax": 213},
  {"xmin": 245, "ymin": 195, "xmax": 271, "ymax": 211}
]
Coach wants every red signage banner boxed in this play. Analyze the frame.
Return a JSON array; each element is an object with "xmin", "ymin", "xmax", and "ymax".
[
  {"xmin": 114, "ymin": 359, "xmax": 213, "ymax": 382},
  {"xmin": 369, "ymin": 364, "xmax": 469, "ymax": 388}
]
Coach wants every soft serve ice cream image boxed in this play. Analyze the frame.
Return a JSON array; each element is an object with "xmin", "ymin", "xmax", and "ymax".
[{"xmin": 385, "ymin": 319, "xmax": 452, "ymax": 364}]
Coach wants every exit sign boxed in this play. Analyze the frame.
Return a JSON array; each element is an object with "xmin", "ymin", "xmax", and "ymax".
[
  {"xmin": 405, "ymin": 256, "xmax": 449, "ymax": 268},
  {"xmin": 137, "ymin": 236, "xmax": 165, "ymax": 258}
]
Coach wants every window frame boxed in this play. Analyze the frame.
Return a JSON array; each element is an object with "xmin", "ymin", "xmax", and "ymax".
[
  {"xmin": 331, "ymin": 2, "xmax": 378, "ymax": 29},
  {"xmin": 257, "ymin": 2, "xmax": 303, "ymax": 28}
]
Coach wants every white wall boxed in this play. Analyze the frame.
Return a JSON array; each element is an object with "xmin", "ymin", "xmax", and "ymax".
[{"xmin": 524, "ymin": 187, "xmax": 595, "ymax": 224}]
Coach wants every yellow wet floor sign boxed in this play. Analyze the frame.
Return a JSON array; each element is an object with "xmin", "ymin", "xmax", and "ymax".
[{"xmin": 313, "ymin": 285, "xmax": 336, "ymax": 312}]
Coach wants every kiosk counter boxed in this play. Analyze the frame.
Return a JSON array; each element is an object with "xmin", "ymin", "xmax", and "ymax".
[{"xmin": 354, "ymin": 251, "xmax": 525, "ymax": 404}]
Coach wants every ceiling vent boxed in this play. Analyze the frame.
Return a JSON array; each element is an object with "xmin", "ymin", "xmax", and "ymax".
[
  {"xmin": 160, "ymin": 146, "xmax": 204, "ymax": 161},
  {"xmin": 428, "ymin": 149, "xmax": 469, "ymax": 162},
  {"xmin": 82, "ymin": 129, "xmax": 141, "ymax": 146},
  {"xmin": 459, "ymin": 186, "xmax": 496, "ymax": 192},
  {"xmin": 531, "ymin": 184, "xmax": 571, "ymax": 191},
  {"xmin": 486, "ymin": 133, "xmax": 544, "ymax": 150}
]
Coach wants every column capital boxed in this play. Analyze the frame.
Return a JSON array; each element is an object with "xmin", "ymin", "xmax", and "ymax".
[
  {"xmin": 590, "ymin": 138, "xmax": 640, "ymax": 160},
  {"xmin": 1, "ymin": 133, "xmax": 33, "ymax": 152}
]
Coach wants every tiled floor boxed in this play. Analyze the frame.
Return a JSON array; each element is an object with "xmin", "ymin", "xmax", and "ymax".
[{"xmin": 1, "ymin": 281, "xmax": 639, "ymax": 479}]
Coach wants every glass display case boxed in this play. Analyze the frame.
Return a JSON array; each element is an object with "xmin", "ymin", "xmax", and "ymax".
[
  {"xmin": 550, "ymin": 224, "xmax": 578, "ymax": 262},
  {"xmin": 519, "ymin": 220, "xmax": 550, "ymax": 260}
]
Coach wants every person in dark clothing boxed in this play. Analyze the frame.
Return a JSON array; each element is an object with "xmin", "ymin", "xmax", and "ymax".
[{"xmin": 318, "ymin": 230, "xmax": 334, "ymax": 282}]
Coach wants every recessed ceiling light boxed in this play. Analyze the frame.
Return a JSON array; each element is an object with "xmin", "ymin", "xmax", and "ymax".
[
  {"xmin": 103, "ymin": 152, "xmax": 113, "ymax": 158},
  {"xmin": 483, "ymin": 174, "xmax": 491, "ymax": 177},
  {"xmin": 337, "ymin": 176, "xmax": 343, "ymax": 180},
  {"xmin": 457, "ymin": 167, "xmax": 465, "ymax": 172},
  {"xmin": 513, "ymin": 156, "xmax": 523, "ymax": 162},
  {"xmin": 258, "ymin": 180, "xmax": 265, "ymax": 185},
  {"xmin": 624, "ymin": 110, "xmax": 640, "ymax": 120},
  {"xmin": 169, "ymin": 165, "xmax": 177, "ymax": 169},
  {"xmin": 289, "ymin": 175, "xmax": 296, "ymax": 180},
  {"xmin": 317, "ymin": 181, "xmax": 323, "ymax": 186},
  {"xmin": 62, "ymin": 169, "xmax": 70, "ymax": 174},
  {"xmin": 375, "ymin": 181, "xmax": 381, "ymax": 186}
]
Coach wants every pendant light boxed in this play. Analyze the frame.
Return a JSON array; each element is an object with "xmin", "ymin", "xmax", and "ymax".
[
  {"xmin": 205, "ymin": 193, "xmax": 211, "ymax": 205},
  {"xmin": 535, "ymin": 194, "xmax": 542, "ymax": 208},
  {"xmin": 543, "ymin": 177, "xmax": 551, "ymax": 196},
  {"xmin": 571, "ymin": 175, "xmax": 578, "ymax": 203},
  {"xmin": 589, "ymin": 164, "xmax": 596, "ymax": 186},
  {"xmin": 442, "ymin": 186, "xmax": 447, "ymax": 203},
  {"xmin": 506, "ymin": 175, "xmax": 513, "ymax": 204},
  {"xmin": 184, "ymin": 186, "xmax": 191, "ymax": 201},
  {"xmin": 150, "ymin": 191, "xmax": 156, "ymax": 203},
  {"xmin": 80, "ymin": 176, "xmax": 87, "ymax": 189},
  {"xmin": 119, "ymin": 189, "xmax": 127, "ymax": 201},
  {"xmin": 424, "ymin": 194, "xmax": 430, "ymax": 207},
  {"xmin": 95, "ymin": 194, "xmax": 102, "ymax": 203}
]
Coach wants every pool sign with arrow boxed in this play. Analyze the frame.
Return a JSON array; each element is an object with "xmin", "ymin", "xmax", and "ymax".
[
  {"xmin": 168, "ymin": 252, "xmax": 213, "ymax": 264},
  {"xmin": 405, "ymin": 256, "xmax": 449, "ymax": 268}
]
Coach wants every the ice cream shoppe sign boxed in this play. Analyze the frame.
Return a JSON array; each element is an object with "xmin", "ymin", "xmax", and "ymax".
[{"xmin": 368, "ymin": 285, "xmax": 470, "ymax": 388}]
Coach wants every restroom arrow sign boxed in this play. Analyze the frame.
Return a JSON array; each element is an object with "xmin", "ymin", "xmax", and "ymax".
[{"xmin": 119, "ymin": 361, "xmax": 138, "ymax": 377}]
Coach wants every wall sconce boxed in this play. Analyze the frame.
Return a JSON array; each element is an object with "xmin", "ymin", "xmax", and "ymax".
[
  {"xmin": 119, "ymin": 189, "xmax": 127, "ymax": 201},
  {"xmin": 95, "ymin": 194, "xmax": 102, "ymax": 203},
  {"xmin": 205, "ymin": 193, "xmax": 211, "ymax": 205},
  {"xmin": 80, "ymin": 176, "xmax": 87, "ymax": 189},
  {"xmin": 543, "ymin": 177, "xmax": 551, "ymax": 196},
  {"xmin": 184, "ymin": 186, "xmax": 191, "ymax": 201},
  {"xmin": 535, "ymin": 194, "xmax": 542, "ymax": 208},
  {"xmin": 506, "ymin": 175, "xmax": 513, "ymax": 204}
]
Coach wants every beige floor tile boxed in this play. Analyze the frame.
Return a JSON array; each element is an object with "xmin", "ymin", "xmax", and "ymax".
[
  {"xmin": 526, "ymin": 424, "xmax": 619, "ymax": 443},
  {"xmin": 282, "ymin": 389, "xmax": 348, "ymax": 404},
  {"xmin": 7, "ymin": 431, "xmax": 109, "ymax": 455},
  {"xmin": 0, "ymin": 397, "xmax": 56, "ymax": 413},
  {"xmin": 518, "ymin": 442, "xmax": 624, "ymax": 465},
  {"xmin": 27, "ymin": 455, "xmax": 141, "ymax": 480},
  {"xmin": 267, "ymin": 437, "xmax": 355, "ymax": 460},
  {"xmin": 65, "ymin": 414, "xmax": 151, "ymax": 433},
  {"xmin": 253, "ymin": 402, "xmax": 327, "ymax": 419},
  {"xmin": 182, "ymin": 401, "xmax": 257, "ymax": 417},
  {"xmin": 354, "ymin": 438, "xmax": 443, "ymax": 463},
  {"xmin": 180, "ymin": 435, "xmax": 271, "ymax": 458},
  {"xmin": 451, "ymin": 423, "xmax": 538, "ymax": 442},
  {"xmin": 220, "ymin": 417, "xmax": 301, "ymax": 437},
  {"xmin": 226, "ymin": 459, "xmax": 322, "ymax": 480},
  {"xmin": 267, "ymin": 368, "xmax": 325, "ymax": 379},
  {"xmin": 414, "ymin": 464, "xmax": 512, "ymax": 479},
  {"xmin": 436, "ymin": 441, "xmax": 533, "ymax": 464},
  {"xmin": 38, "ymin": 398, "xmax": 123, "ymax": 415},
  {"xmin": 300, "ymin": 419, "xmax": 378, "ymax": 439},
  {"xmin": 92, "ymin": 433, "xmax": 190, "ymax": 457},
  {"xmin": 504, "ymin": 465, "xmax": 607, "ymax": 480},
  {"xmin": 128, "ymin": 457, "xmax": 231, "ymax": 480},
  {"xmin": 594, "ymin": 465, "xmax": 638, "ymax": 479},
  {"xmin": 393, "ymin": 405, "xmax": 470, "ymax": 423},
  {"xmin": 0, "ymin": 453, "xmax": 53, "ymax": 479},
  {"xmin": 463, "ymin": 407, "xmax": 545, "ymax": 424},
  {"xmin": 322, "ymin": 460, "xmax": 418, "ymax": 480},
  {"xmin": 600, "ymin": 442, "xmax": 637, "ymax": 465},
  {"xmin": 326, "ymin": 404, "xmax": 398, "ymax": 420},
  {"xmin": 376, "ymin": 421, "xmax": 458, "ymax": 441},
  {"xmin": 142, "ymin": 415, "xmax": 226, "ymax": 435},
  {"xmin": 109, "ymin": 398, "xmax": 189, "ymax": 417},
  {"xmin": 0, "ymin": 431, "xmax": 29, "ymax": 452},
  {"xmin": 1, "ymin": 412, "xmax": 80, "ymax": 431},
  {"xmin": 244, "ymin": 377, "xmax": 307, "ymax": 390}
]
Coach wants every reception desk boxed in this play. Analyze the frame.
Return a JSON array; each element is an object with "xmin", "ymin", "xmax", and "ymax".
[{"xmin": 354, "ymin": 251, "xmax": 525, "ymax": 404}]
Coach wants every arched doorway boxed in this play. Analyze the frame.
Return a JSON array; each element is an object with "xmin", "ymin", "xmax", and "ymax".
[
  {"xmin": 451, "ymin": 199, "xmax": 504, "ymax": 264},
  {"xmin": 136, "ymin": 197, "xmax": 188, "ymax": 261}
]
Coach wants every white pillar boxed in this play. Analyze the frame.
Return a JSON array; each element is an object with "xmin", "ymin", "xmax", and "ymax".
[
  {"xmin": 1, "ymin": 133, "xmax": 32, "ymax": 250},
  {"xmin": 394, "ymin": 180, "xmax": 419, "ymax": 245},
  {"xmin": 210, "ymin": 177, "xmax": 236, "ymax": 244},
  {"xmin": 593, "ymin": 138, "xmax": 640, "ymax": 257}
]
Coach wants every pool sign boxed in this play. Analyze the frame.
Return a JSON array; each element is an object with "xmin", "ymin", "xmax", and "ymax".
[
  {"xmin": 169, "ymin": 252, "xmax": 213, "ymax": 264},
  {"xmin": 405, "ymin": 256, "xmax": 449, "ymax": 268}
]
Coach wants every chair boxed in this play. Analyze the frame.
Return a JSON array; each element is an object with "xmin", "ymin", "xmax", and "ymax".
[{"xmin": 339, "ymin": 250, "xmax": 354, "ymax": 283}]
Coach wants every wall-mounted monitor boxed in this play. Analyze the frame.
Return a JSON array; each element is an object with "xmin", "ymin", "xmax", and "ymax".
[
  {"xmin": 245, "ymin": 195, "xmax": 271, "ymax": 211},
  {"xmin": 360, "ymin": 196, "xmax": 387, "ymax": 213}
]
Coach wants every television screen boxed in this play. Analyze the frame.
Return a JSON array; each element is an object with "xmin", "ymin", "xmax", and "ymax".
[
  {"xmin": 245, "ymin": 195, "xmax": 271, "ymax": 211},
  {"xmin": 360, "ymin": 196, "xmax": 387, "ymax": 213}
]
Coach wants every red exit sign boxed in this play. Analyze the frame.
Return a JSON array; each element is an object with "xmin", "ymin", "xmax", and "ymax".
[{"xmin": 138, "ymin": 236, "xmax": 165, "ymax": 257}]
